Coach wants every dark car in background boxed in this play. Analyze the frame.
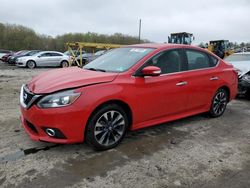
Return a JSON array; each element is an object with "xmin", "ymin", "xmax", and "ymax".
[
  {"xmin": 75, "ymin": 53, "xmax": 94, "ymax": 65},
  {"xmin": 76, "ymin": 50, "xmax": 107, "ymax": 65},
  {"xmin": 7, "ymin": 50, "xmax": 29, "ymax": 65},
  {"xmin": 8, "ymin": 50, "xmax": 40, "ymax": 65},
  {"xmin": 225, "ymin": 52, "xmax": 250, "ymax": 98},
  {"xmin": 64, "ymin": 50, "xmax": 86, "ymax": 57}
]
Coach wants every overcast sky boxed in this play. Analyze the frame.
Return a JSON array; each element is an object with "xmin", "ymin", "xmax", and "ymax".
[{"xmin": 0, "ymin": 0, "xmax": 249, "ymax": 44}]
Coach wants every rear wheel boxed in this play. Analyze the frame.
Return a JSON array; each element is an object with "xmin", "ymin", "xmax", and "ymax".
[
  {"xmin": 61, "ymin": 61, "xmax": 69, "ymax": 68},
  {"xmin": 209, "ymin": 88, "xmax": 228, "ymax": 117},
  {"xmin": 245, "ymin": 89, "xmax": 250, "ymax": 100},
  {"xmin": 86, "ymin": 104, "xmax": 128, "ymax": 151},
  {"xmin": 26, "ymin": 60, "xmax": 36, "ymax": 69}
]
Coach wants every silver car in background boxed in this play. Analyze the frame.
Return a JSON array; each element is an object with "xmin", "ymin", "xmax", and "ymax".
[{"xmin": 16, "ymin": 51, "xmax": 70, "ymax": 69}]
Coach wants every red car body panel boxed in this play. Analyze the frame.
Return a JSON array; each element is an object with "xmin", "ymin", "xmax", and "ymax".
[
  {"xmin": 28, "ymin": 67, "xmax": 118, "ymax": 94},
  {"xmin": 20, "ymin": 44, "xmax": 238, "ymax": 144}
]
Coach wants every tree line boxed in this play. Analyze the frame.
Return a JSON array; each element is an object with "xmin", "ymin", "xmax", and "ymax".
[
  {"xmin": 0, "ymin": 23, "xmax": 150, "ymax": 52},
  {"xmin": 1, "ymin": 22, "xmax": 249, "ymax": 53}
]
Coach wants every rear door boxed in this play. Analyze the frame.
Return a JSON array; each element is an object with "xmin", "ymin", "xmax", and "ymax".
[
  {"xmin": 183, "ymin": 49, "xmax": 220, "ymax": 111},
  {"xmin": 50, "ymin": 52, "xmax": 63, "ymax": 66}
]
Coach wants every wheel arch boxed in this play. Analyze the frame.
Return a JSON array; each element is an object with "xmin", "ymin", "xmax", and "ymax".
[
  {"xmin": 85, "ymin": 99, "xmax": 133, "ymax": 134},
  {"xmin": 60, "ymin": 60, "xmax": 69, "ymax": 66},
  {"xmin": 217, "ymin": 85, "xmax": 231, "ymax": 102},
  {"xmin": 26, "ymin": 59, "xmax": 36, "ymax": 67}
]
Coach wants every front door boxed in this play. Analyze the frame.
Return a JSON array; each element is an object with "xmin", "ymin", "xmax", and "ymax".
[
  {"xmin": 133, "ymin": 49, "xmax": 189, "ymax": 126},
  {"xmin": 37, "ymin": 52, "xmax": 52, "ymax": 66}
]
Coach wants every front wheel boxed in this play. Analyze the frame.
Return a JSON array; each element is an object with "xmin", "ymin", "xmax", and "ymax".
[
  {"xmin": 26, "ymin": 60, "xmax": 36, "ymax": 69},
  {"xmin": 85, "ymin": 104, "xmax": 128, "ymax": 151},
  {"xmin": 209, "ymin": 88, "xmax": 228, "ymax": 118}
]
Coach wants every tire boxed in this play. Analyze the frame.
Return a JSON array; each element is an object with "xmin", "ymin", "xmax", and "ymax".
[
  {"xmin": 85, "ymin": 104, "xmax": 128, "ymax": 151},
  {"xmin": 61, "ymin": 61, "xmax": 69, "ymax": 68},
  {"xmin": 245, "ymin": 89, "xmax": 250, "ymax": 100},
  {"xmin": 26, "ymin": 60, "xmax": 36, "ymax": 69},
  {"xmin": 209, "ymin": 88, "xmax": 229, "ymax": 118}
]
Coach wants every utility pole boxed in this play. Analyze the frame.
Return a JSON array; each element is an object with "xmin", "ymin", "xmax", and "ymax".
[{"xmin": 138, "ymin": 19, "xmax": 141, "ymax": 44}]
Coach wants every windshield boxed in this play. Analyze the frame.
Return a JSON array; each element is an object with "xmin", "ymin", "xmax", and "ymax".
[
  {"xmin": 27, "ymin": 51, "xmax": 40, "ymax": 56},
  {"xmin": 95, "ymin": 50, "xmax": 106, "ymax": 56},
  {"xmin": 225, "ymin": 54, "xmax": 250, "ymax": 62},
  {"xmin": 84, "ymin": 47, "xmax": 154, "ymax": 72},
  {"xmin": 16, "ymin": 51, "xmax": 28, "ymax": 55}
]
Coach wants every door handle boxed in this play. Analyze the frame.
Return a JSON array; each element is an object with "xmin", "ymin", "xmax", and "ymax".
[
  {"xmin": 210, "ymin": 76, "xmax": 219, "ymax": 81},
  {"xmin": 176, "ymin": 81, "xmax": 188, "ymax": 86}
]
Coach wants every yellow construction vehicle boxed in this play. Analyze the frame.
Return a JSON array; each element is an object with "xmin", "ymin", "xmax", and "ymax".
[
  {"xmin": 168, "ymin": 32, "xmax": 194, "ymax": 45},
  {"xmin": 66, "ymin": 42, "xmax": 122, "ymax": 67},
  {"xmin": 208, "ymin": 40, "xmax": 234, "ymax": 59}
]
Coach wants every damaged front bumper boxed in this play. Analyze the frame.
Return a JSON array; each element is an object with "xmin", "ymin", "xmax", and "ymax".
[{"xmin": 238, "ymin": 73, "xmax": 250, "ymax": 94}]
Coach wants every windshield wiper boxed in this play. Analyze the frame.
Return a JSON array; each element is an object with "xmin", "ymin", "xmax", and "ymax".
[{"xmin": 85, "ymin": 68, "xmax": 106, "ymax": 72}]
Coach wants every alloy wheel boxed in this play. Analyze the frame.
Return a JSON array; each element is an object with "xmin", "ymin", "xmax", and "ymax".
[
  {"xmin": 27, "ymin": 61, "xmax": 35, "ymax": 69},
  {"xmin": 61, "ymin": 61, "xmax": 69, "ymax": 68},
  {"xmin": 94, "ymin": 110, "xmax": 126, "ymax": 147},
  {"xmin": 212, "ymin": 90, "xmax": 227, "ymax": 116}
]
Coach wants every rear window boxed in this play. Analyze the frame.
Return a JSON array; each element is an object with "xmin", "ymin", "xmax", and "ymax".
[
  {"xmin": 186, "ymin": 50, "xmax": 210, "ymax": 70},
  {"xmin": 209, "ymin": 55, "xmax": 219, "ymax": 67}
]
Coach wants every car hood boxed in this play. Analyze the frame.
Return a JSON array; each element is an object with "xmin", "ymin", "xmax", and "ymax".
[
  {"xmin": 229, "ymin": 61, "xmax": 250, "ymax": 76},
  {"xmin": 15, "ymin": 55, "xmax": 29, "ymax": 59},
  {"xmin": 27, "ymin": 67, "xmax": 118, "ymax": 94}
]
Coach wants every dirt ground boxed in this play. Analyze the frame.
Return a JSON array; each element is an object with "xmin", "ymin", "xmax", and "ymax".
[{"xmin": 0, "ymin": 61, "xmax": 250, "ymax": 188}]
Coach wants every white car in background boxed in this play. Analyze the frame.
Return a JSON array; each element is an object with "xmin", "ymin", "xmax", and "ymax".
[{"xmin": 16, "ymin": 51, "xmax": 70, "ymax": 69}]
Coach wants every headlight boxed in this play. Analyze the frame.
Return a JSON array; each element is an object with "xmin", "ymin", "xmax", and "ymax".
[
  {"xmin": 37, "ymin": 90, "xmax": 81, "ymax": 108},
  {"xmin": 242, "ymin": 74, "xmax": 250, "ymax": 83}
]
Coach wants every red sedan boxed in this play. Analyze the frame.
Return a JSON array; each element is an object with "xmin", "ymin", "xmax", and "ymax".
[{"xmin": 20, "ymin": 44, "xmax": 238, "ymax": 150}]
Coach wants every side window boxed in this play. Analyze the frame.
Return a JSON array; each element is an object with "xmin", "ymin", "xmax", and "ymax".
[
  {"xmin": 144, "ymin": 50, "xmax": 183, "ymax": 74},
  {"xmin": 186, "ymin": 50, "xmax": 210, "ymax": 70},
  {"xmin": 209, "ymin": 55, "xmax": 219, "ymax": 67},
  {"xmin": 40, "ymin": 53, "xmax": 51, "ymax": 57},
  {"xmin": 51, "ymin": 53, "xmax": 62, "ymax": 56}
]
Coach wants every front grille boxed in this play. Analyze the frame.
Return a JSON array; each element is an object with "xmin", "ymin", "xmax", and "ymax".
[
  {"xmin": 20, "ymin": 85, "xmax": 41, "ymax": 109},
  {"xmin": 23, "ymin": 87, "xmax": 35, "ymax": 106}
]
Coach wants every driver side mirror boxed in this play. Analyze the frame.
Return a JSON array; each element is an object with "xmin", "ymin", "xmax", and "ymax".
[{"xmin": 141, "ymin": 66, "xmax": 161, "ymax": 77}]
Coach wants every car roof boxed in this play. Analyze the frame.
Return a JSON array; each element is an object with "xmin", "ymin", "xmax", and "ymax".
[
  {"xmin": 125, "ymin": 43, "xmax": 206, "ymax": 51},
  {"xmin": 233, "ymin": 52, "xmax": 250, "ymax": 55},
  {"xmin": 39, "ymin": 51, "xmax": 63, "ymax": 54}
]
